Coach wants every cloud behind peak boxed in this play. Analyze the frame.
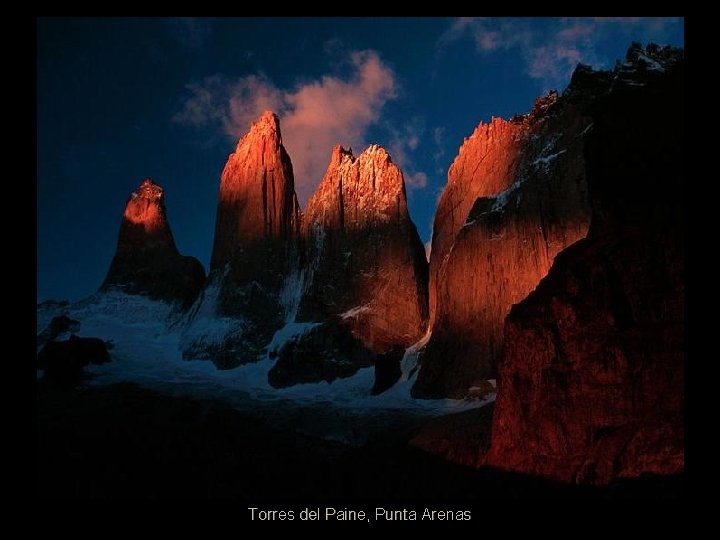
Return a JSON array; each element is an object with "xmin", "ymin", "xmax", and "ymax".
[{"xmin": 174, "ymin": 49, "xmax": 398, "ymax": 204}]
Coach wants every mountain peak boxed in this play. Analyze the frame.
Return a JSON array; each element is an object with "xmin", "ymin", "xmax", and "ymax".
[
  {"xmin": 102, "ymin": 178, "xmax": 205, "ymax": 305},
  {"xmin": 133, "ymin": 178, "xmax": 163, "ymax": 201},
  {"xmin": 307, "ymin": 144, "xmax": 406, "ymax": 231},
  {"xmin": 624, "ymin": 42, "xmax": 682, "ymax": 72},
  {"xmin": 123, "ymin": 178, "xmax": 167, "ymax": 230},
  {"xmin": 360, "ymin": 143, "xmax": 393, "ymax": 165},
  {"xmin": 330, "ymin": 144, "xmax": 354, "ymax": 167},
  {"xmin": 300, "ymin": 143, "xmax": 428, "ymax": 356},
  {"xmin": 245, "ymin": 110, "xmax": 281, "ymax": 142},
  {"xmin": 211, "ymin": 109, "xmax": 300, "ymax": 271},
  {"xmin": 565, "ymin": 42, "xmax": 683, "ymax": 101},
  {"xmin": 363, "ymin": 143, "xmax": 387, "ymax": 155}
]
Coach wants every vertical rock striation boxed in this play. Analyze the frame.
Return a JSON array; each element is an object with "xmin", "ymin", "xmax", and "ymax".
[
  {"xmin": 183, "ymin": 112, "xmax": 301, "ymax": 367},
  {"xmin": 211, "ymin": 111, "xmax": 301, "ymax": 272},
  {"xmin": 301, "ymin": 144, "xmax": 428, "ymax": 352},
  {"xmin": 415, "ymin": 92, "xmax": 592, "ymax": 398}
]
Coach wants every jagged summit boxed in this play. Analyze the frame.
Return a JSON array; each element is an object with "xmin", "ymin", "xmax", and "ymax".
[
  {"xmin": 624, "ymin": 42, "xmax": 682, "ymax": 72},
  {"xmin": 565, "ymin": 42, "xmax": 683, "ymax": 100},
  {"xmin": 120, "ymin": 178, "xmax": 168, "ymax": 234},
  {"xmin": 299, "ymin": 142, "xmax": 428, "ymax": 357},
  {"xmin": 241, "ymin": 110, "xmax": 282, "ymax": 143},
  {"xmin": 329, "ymin": 143, "xmax": 354, "ymax": 166},
  {"xmin": 326, "ymin": 143, "xmax": 396, "ymax": 173},
  {"xmin": 305, "ymin": 142, "xmax": 407, "ymax": 233},
  {"xmin": 132, "ymin": 178, "xmax": 163, "ymax": 200}
]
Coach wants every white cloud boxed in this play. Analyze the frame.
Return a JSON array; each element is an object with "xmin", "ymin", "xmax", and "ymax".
[
  {"xmin": 405, "ymin": 171, "xmax": 428, "ymax": 189},
  {"xmin": 385, "ymin": 118, "xmax": 428, "ymax": 191},
  {"xmin": 436, "ymin": 17, "xmax": 683, "ymax": 89},
  {"xmin": 174, "ymin": 50, "xmax": 398, "ymax": 203}
]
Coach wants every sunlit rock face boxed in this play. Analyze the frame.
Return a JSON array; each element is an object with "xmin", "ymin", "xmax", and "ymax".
[
  {"xmin": 427, "ymin": 116, "xmax": 526, "ymax": 326},
  {"xmin": 485, "ymin": 44, "xmax": 684, "ymax": 484},
  {"xmin": 299, "ymin": 144, "xmax": 428, "ymax": 354},
  {"xmin": 415, "ymin": 92, "xmax": 592, "ymax": 398},
  {"xmin": 211, "ymin": 111, "xmax": 301, "ymax": 271},
  {"xmin": 183, "ymin": 112, "xmax": 301, "ymax": 367},
  {"xmin": 101, "ymin": 178, "xmax": 205, "ymax": 307}
]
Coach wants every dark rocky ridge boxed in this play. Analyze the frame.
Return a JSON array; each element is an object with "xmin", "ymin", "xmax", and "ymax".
[
  {"xmin": 37, "ymin": 383, "xmax": 683, "ymax": 498},
  {"xmin": 484, "ymin": 44, "xmax": 684, "ymax": 484},
  {"xmin": 268, "ymin": 320, "xmax": 376, "ymax": 388}
]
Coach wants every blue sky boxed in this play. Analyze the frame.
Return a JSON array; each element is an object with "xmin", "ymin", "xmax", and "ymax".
[{"xmin": 37, "ymin": 17, "xmax": 684, "ymax": 301}]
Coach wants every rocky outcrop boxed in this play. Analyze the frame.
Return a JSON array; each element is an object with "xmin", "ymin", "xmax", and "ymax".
[
  {"xmin": 372, "ymin": 346, "xmax": 404, "ymax": 395},
  {"xmin": 183, "ymin": 112, "xmax": 301, "ymax": 367},
  {"xmin": 101, "ymin": 178, "xmax": 205, "ymax": 307},
  {"xmin": 300, "ymin": 144, "xmax": 428, "ymax": 354},
  {"xmin": 36, "ymin": 315, "xmax": 80, "ymax": 351},
  {"xmin": 268, "ymin": 320, "xmax": 375, "ymax": 388},
  {"xmin": 415, "ymin": 92, "xmax": 592, "ymax": 398},
  {"xmin": 38, "ymin": 335, "xmax": 111, "ymax": 389},
  {"xmin": 485, "ymin": 44, "xmax": 684, "ymax": 484}
]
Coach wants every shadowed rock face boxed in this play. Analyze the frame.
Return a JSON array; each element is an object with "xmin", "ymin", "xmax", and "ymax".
[
  {"xmin": 300, "ymin": 144, "xmax": 428, "ymax": 353},
  {"xmin": 415, "ymin": 92, "xmax": 592, "ymax": 398},
  {"xmin": 183, "ymin": 112, "xmax": 302, "ymax": 367},
  {"xmin": 38, "ymin": 335, "xmax": 111, "ymax": 389},
  {"xmin": 485, "ymin": 44, "xmax": 684, "ymax": 484},
  {"xmin": 267, "ymin": 320, "xmax": 375, "ymax": 389},
  {"xmin": 101, "ymin": 178, "xmax": 205, "ymax": 307}
]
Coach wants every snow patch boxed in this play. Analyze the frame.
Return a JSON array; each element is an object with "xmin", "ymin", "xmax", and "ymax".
[
  {"xmin": 71, "ymin": 291, "xmax": 177, "ymax": 325},
  {"xmin": 532, "ymin": 149, "xmax": 567, "ymax": 168},
  {"xmin": 267, "ymin": 321, "xmax": 319, "ymax": 355},
  {"xmin": 279, "ymin": 264, "xmax": 306, "ymax": 323},
  {"xmin": 580, "ymin": 123, "xmax": 594, "ymax": 136},
  {"xmin": 37, "ymin": 291, "xmax": 491, "ymax": 447},
  {"xmin": 627, "ymin": 51, "xmax": 665, "ymax": 72},
  {"xmin": 179, "ymin": 275, "xmax": 244, "ymax": 357},
  {"xmin": 341, "ymin": 305, "xmax": 371, "ymax": 319},
  {"xmin": 399, "ymin": 329, "xmax": 432, "ymax": 382}
]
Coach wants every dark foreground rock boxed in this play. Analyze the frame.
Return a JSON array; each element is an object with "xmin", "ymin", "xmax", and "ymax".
[
  {"xmin": 36, "ymin": 384, "xmax": 683, "ymax": 499},
  {"xmin": 38, "ymin": 335, "xmax": 111, "ymax": 389},
  {"xmin": 268, "ymin": 320, "xmax": 375, "ymax": 388},
  {"xmin": 36, "ymin": 315, "xmax": 80, "ymax": 350},
  {"xmin": 372, "ymin": 346, "xmax": 404, "ymax": 395}
]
